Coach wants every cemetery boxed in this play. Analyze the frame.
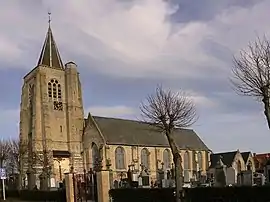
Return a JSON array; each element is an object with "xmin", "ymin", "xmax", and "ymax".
[{"xmin": 3, "ymin": 150, "xmax": 270, "ymax": 202}]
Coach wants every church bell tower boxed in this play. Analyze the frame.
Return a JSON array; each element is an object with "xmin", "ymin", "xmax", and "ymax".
[{"xmin": 19, "ymin": 18, "xmax": 84, "ymax": 187}]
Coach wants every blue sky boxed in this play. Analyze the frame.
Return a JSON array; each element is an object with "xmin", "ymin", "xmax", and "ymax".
[{"xmin": 0, "ymin": 0, "xmax": 270, "ymax": 153}]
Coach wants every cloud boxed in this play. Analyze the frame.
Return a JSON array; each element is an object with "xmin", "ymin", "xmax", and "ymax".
[
  {"xmin": 86, "ymin": 105, "xmax": 136, "ymax": 119},
  {"xmin": 183, "ymin": 90, "xmax": 218, "ymax": 109},
  {"xmin": 0, "ymin": 0, "xmax": 269, "ymax": 79},
  {"xmin": 0, "ymin": 37, "xmax": 22, "ymax": 64},
  {"xmin": 53, "ymin": 0, "xmax": 270, "ymax": 80}
]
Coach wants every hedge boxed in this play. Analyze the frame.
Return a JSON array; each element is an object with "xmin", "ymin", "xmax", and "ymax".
[
  {"xmin": 5, "ymin": 189, "xmax": 66, "ymax": 202},
  {"xmin": 110, "ymin": 186, "xmax": 270, "ymax": 202}
]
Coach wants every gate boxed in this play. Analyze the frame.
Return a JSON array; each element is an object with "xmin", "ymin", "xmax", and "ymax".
[{"xmin": 73, "ymin": 169, "xmax": 98, "ymax": 202}]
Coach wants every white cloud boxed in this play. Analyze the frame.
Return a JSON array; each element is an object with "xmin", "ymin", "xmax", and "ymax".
[
  {"xmin": 183, "ymin": 90, "xmax": 217, "ymax": 109},
  {"xmin": 0, "ymin": 37, "xmax": 22, "ymax": 64},
  {"xmin": 86, "ymin": 105, "xmax": 136, "ymax": 119},
  {"xmin": 55, "ymin": 0, "xmax": 270, "ymax": 79},
  {"xmin": 0, "ymin": 0, "xmax": 269, "ymax": 79}
]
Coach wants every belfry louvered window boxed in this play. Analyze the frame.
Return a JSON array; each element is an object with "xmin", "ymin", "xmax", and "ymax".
[
  {"xmin": 58, "ymin": 84, "xmax": 62, "ymax": 99},
  {"xmin": 48, "ymin": 83, "xmax": 52, "ymax": 97},
  {"xmin": 48, "ymin": 79, "xmax": 62, "ymax": 99}
]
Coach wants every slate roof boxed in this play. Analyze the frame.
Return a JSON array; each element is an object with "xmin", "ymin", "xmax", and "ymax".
[
  {"xmin": 37, "ymin": 25, "xmax": 64, "ymax": 69},
  {"xmin": 91, "ymin": 116, "xmax": 210, "ymax": 151},
  {"xmin": 241, "ymin": 152, "xmax": 251, "ymax": 164},
  {"xmin": 209, "ymin": 151, "xmax": 237, "ymax": 168}
]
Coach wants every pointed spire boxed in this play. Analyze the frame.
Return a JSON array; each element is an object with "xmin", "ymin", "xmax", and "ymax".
[{"xmin": 37, "ymin": 13, "xmax": 64, "ymax": 69}]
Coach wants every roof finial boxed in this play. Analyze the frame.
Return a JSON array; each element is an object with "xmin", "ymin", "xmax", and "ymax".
[{"xmin": 48, "ymin": 12, "xmax": 51, "ymax": 26}]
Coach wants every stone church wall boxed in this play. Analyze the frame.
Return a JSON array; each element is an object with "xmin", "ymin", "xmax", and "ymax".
[{"xmin": 84, "ymin": 143, "xmax": 210, "ymax": 183}]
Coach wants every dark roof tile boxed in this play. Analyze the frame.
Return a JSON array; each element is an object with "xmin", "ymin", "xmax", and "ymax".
[
  {"xmin": 210, "ymin": 151, "xmax": 237, "ymax": 168},
  {"xmin": 241, "ymin": 152, "xmax": 251, "ymax": 163},
  {"xmin": 91, "ymin": 116, "xmax": 210, "ymax": 151}
]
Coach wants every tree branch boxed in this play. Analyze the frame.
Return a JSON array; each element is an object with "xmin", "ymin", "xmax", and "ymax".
[{"xmin": 231, "ymin": 36, "xmax": 270, "ymax": 129}]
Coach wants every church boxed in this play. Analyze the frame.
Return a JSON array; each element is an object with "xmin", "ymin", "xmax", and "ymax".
[{"xmin": 19, "ymin": 23, "xmax": 211, "ymax": 188}]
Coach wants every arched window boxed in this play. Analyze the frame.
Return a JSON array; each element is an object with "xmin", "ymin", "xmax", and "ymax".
[
  {"xmin": 192, "ymin": 151, "xmax": 197, "ymax": 170},
  {"xmin": 48, "ymin": 79, "xmax": 62, "ymax": 99},
  {"xmin": 197, "ymin": 152, "xmax": 203, "ymax": 170},
  {"xmin": 237, "ymin": 160, "xmax": 241, "ymax": 174},
  {"xmin": 48, "ymin": 83, "xmax": 52, "ymax": 98},
  {"xmin": 115, "ymin": 147, "xmax": 125, "ymax": 169},
  {"xmin": 141, "ymin": 148, "xmax": 150, "ymax": 169},
  {"xmin": 53, "ymin": 83, "xmax": 57, "ymax": 98},
  {"xmin": 184, "ymin": 151, "xmax": 190, "ymax": 182},
  {"xmin": 163, "ymin": 149, "xmax": 171, "ymax": 169},
  {"xmin": 57, "ymin": 84, "xmax": 62, "ymax": 99},
  {"xmin": 92, "ymin": 143, "xmax": 99, "ymax": 170},
  {"xmin": 247, "ymin": 160, "xmax": 252, "ymax": 170},
  {"xmin": 29, "ymin": 84, "xmax": 35, "ymax": 102},
  {"xmin": 184, "ymin": 151, "xmax": 190, "ymax": 170}
]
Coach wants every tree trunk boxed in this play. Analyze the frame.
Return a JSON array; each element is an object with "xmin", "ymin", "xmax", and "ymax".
[
  {"xmin": 263, "ymin": 95, "xmax": 270, "ymax": 129},
  {"xmin": 18, "ymin": 160, "xmax": 23, "ymax": 190},
  {"xmin": 173, "ymin": 153, "xmax": 183, "ymax": 202},
  {"xmin": 166, "ymin": 132, "xmax": 182, "ymax": 202}
]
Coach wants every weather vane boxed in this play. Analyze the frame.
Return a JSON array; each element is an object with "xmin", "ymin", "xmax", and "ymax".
[{"xmin": 48, "ymin": 12, "xmax": 51, "ymax": 25}]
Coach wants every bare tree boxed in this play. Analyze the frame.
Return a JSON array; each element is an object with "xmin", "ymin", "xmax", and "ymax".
[
  {"xmin": 8, "ymin": 139, "xmax": 28, "ymax": 173},
  {"xmin": 2, "ymin": 139, "xmax": 28, "ymax": 189},
  {"xmin": 32, "ymin": 149, "xmax": 52, "ymax": 190},
  {"xmin": 0, "ymin": 139, "xmax": 11, "ymax": 168},
  {"xmin": 140, "ymin": 86, "xmax": 197, "ymax": 202},
  {"xmin": 231, "ymin": 36, "xmax": 270, "ymax": 129}
]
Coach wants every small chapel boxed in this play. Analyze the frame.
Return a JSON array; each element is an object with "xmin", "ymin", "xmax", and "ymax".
[{"xmin": 19, "ymin": 22, "xmax": 211, "ymax": 189}]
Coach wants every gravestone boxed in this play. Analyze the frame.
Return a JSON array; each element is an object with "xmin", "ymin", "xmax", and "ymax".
[
  {"xmin": 226, "ymin": 167, "xmax": 236, "ymax": 185},
  {"xmin": 138, "ymin": 176, "xmax": 143, "ymax": 187},
  {"xmin": 26, "ymin": 168, "xmax": 36, "ymax": 190},
  {"xmin": 113, "ymin": 180, "xmax": 119, "ymax": 188},
  {"xmin": 265, "ymin": 160, "xmax": 270, "ymax": 183},
  {"xmin": 253, "ymin": 173, "xmax": 265, "ymax": 186},
  {"xmin": 141, "ymin": 170, "xmax": 150, "ymax": 187},
  {"xmin": 214, "ymin": 156, "xmax": 226, "ymax": 187},
  {"xmin": 238, "ymin": 170, "xmax": 253, "ymax": 186}
]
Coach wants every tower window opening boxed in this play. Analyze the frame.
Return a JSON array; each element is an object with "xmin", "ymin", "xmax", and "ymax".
[
  {"xmin": 58, "ymin": 84, "xmax": 62, "ymax": 99},
  {"xmin": 48, "ymin": 79, "xmax": 62, "ymax": 100},
  {"xmin": 48, "ymin": 83, "xmax": 52, "ymax": 98}
]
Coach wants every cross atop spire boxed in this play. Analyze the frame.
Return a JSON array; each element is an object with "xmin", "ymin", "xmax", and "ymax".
[{"xmin": 37, "ymin": 14, "xmax": 64, "ymax": 69}]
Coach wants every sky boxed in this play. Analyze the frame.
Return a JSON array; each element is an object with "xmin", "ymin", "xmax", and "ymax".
[{"xmin": 0, "ymin": 0, "xmax": 270, "ymax": 153}]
